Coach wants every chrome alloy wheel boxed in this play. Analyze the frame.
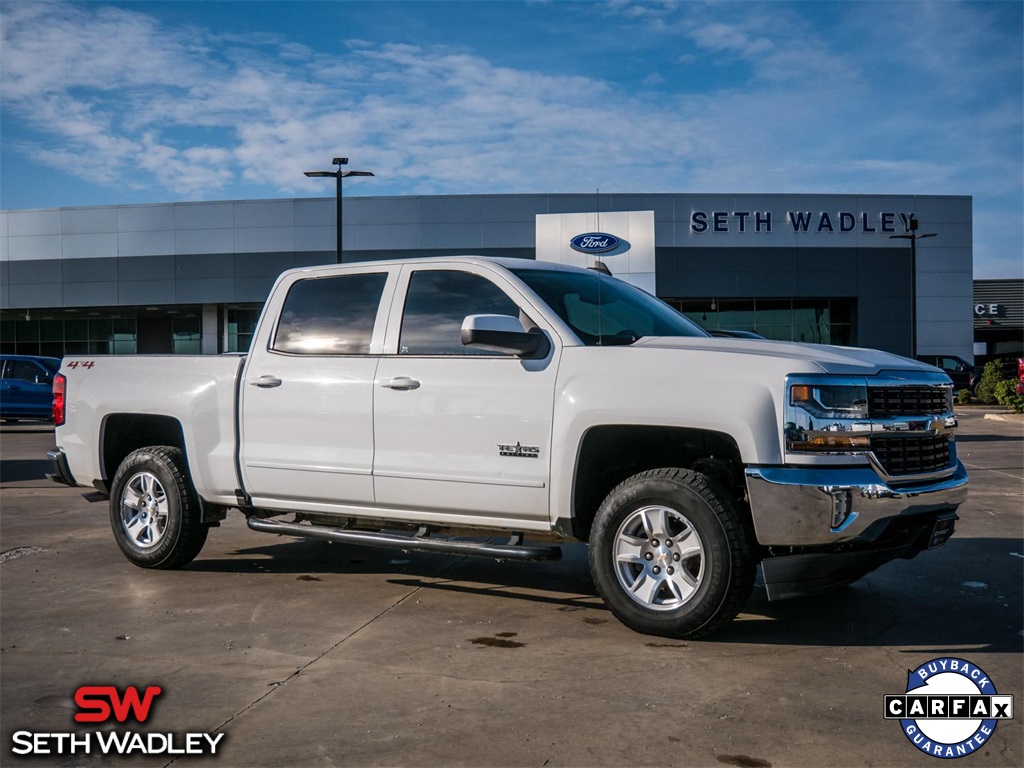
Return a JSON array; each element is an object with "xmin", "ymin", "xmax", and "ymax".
[
  {"xmin": 119, "ymin": 471, "xmax": 169, "ymax": 549},
  {"xmin": 612, "ymin": 505, "xmax": 705, "ymax": 611}
]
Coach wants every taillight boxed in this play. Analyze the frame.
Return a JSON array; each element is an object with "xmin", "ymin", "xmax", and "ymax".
[{"xmin": 52, "ymin": 373, "xmax": 66, "ymax": 426}]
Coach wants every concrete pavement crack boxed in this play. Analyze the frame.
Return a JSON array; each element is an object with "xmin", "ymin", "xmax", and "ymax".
[
  {"xmin": 161, "ymin": 555, "xmax": 466, "ymax": 767},
  {"xmin": 862, "ymin": 580, "xmax": 899, "ymax": 643}
]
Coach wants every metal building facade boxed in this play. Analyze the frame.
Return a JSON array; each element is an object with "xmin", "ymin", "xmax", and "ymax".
[{"xmin": 0, "ymin": 193, "xmax": 973, "ymax": 360}]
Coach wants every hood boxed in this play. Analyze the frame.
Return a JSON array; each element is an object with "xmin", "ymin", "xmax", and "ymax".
[{"xmin": 632, "ymin": 336, "xmax": 939, "ymax": 376}]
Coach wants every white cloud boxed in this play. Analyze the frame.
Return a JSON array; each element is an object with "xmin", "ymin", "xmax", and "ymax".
[{"xmin": 0, "ymin": 0, "xmax": 1019, "ymax": 275}]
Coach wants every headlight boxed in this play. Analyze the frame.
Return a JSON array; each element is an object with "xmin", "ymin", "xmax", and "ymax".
[
  {"xmin": 786, "ymin": 379, "xmax": 870, "ymax": 453},
  {"xmin": 789, "ymin": 383, "xmax": 868, "ymax": 420}
]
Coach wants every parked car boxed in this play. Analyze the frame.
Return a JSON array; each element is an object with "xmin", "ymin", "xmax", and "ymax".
[
  {"xmin": 1, "ymin": 355, "xmax": 61, "ymax": 422},
  {"xmin": 996, "ymin": 357, "xmax": 1024, "ymax": 395},
  {"xmin": 915, "ymin": 355, "xmax": 982, "ymax": 395},
  {"xmin": 709, "ymin": 329, "xmax": 767, "ymax": 339}
]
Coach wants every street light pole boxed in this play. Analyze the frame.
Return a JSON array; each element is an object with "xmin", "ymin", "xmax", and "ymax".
[
  {"xmin": 304, "ymin": 157, "xmax": 374, "ymax": 264},
  {"xmin": 890, "ymin": 215, "xmax": 937, "ymax": 358}
]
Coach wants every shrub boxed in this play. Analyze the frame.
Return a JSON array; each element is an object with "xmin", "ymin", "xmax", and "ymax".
[
  {"xmin": 957, "ymin": 388, "xmax": 972, "ymax": 405},
  {"xmin": 994, "ymin": 379, "xmax": 1024, "ymax": 414},
  {"xmin": 975, "ymin": 361, "xmax": 1006, "ymax": 405}
]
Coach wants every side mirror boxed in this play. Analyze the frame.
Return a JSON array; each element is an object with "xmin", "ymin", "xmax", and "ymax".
[
  {"xmin": 460, "ymin": 314, "xmax": 549, "ymax": 357},
  {"xmin": 36, "ymin": 375, "xmax": 52, "ymax": 386}
]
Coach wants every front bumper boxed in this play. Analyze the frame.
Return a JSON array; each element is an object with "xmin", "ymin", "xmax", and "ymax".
[
  {"xmin": 745, "ymin": 461, "xmax": 967, "ymax": 600},
  {"xmin": 744, "ymin": 461, "xmax": 968, "ymax": 547}
]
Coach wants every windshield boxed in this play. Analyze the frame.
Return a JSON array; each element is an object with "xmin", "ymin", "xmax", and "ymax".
[{"xmin": 511, "ymin": 268, "xmax": 708, "ymax": 346}]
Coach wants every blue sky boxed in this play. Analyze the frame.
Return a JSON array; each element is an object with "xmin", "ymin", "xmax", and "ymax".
[{"xmin": 1, "ymin": 0, "xmax": 1021, "ymax": 277}]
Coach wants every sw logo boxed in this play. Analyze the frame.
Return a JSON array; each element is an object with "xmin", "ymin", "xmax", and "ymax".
[
  {"xmin": 10, "ymin": 684, "xmax": 225, "ymax": 757},
  {"xmin": 885, "ymin": 657, "xmax": 1014, "ymax": 759},
  {"xmin": 74, "ymin": 685, "xmax": 162, "ymax": 723}
]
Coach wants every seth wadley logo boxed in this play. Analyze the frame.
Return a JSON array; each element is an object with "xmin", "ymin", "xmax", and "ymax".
[
  {"xmin": 885, "ymin": 658, "xmax": 1014, "ymax": 759},
  {"xmin": 10, "ymin": 685, "xmax": 226, "ymax": 757}
]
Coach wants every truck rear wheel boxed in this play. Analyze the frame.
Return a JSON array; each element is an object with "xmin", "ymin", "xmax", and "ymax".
[
  {"xmin": 109, "ymin": 446, "xmax": 208, "ymax": 569},
  {"xmin": 589, "ymin": 468, "xmax": 754, "ymax": 638}
]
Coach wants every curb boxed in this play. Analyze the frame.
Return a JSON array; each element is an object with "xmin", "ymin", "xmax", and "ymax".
[{"xmin": 982, "ymin": 413, "xmax": 1024, "ymax": 424}]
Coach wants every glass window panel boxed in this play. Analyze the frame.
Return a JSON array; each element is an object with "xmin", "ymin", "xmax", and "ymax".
[
  {"xmin": 400, "ymin": 270, "xmax": 520, "ymax": 356},
  {"xmin": 39, "ymin": 319, "xmax": 63, "ymax": 341},
  {"xmin": 113, "ymin": 319, "xmax": 136, "ymax": 336},
  {"xmin": 829, "ymin": 324, "xmax": 852, "ymax": 346},
  {"xmin": 172, "ymin": 337, "xmax": 200, "ymax": 355},
  {"xmin": 64, "ymin": 341, "xmax": 88, "ymax": 354},
  {"xmin": 228, "ymin": 308, "xmax": 259, "ymax": 335},
  {"xmin": 39, "ymin": 342, "xmax": 64, "ymax": 358},
  {"xmin": 227, "ymin": 307, "xmax": 260, "ymax": 353},
  {"xmin": 64, "ymin": 318, "xmax": 88, "ymax": 340},
  {"xmin": 758, "ymin": 326, "xmax": 793, "ymax": 342},
  {"xmin": 88, "ymin": 319, "xmax": 112, "ymax": 342},
  {"xmin": 16, "ymin": 319, "xmax": 39, "ymax": 342},
  {"xmin": 717, "ymin": 300, "xmax": 754, "ymax": 328},
  {"xmin": 829, "ymin": 300, "xmax": 854, "ymax": 324},
  {"xmin": 754, "ymin": 300, "xmax": 792, "ymax": 327},
  {"xmin": 173, "ymin": 316, "xmax": 201, "ymax": 334},
  {"xmin": 273, "ymin": 273, "xmax": 387, "ymax": 355},
  {"xmin": 513, "ymin": 270, "xmax": 704, "ymax": 345},
  {"xmin": 4, "ymin": 360, "xmax": 44, "ymax": 381}
]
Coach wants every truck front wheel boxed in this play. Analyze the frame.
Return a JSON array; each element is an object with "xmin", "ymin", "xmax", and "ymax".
[
  {"xmin": 589, "ymin": 468, "xmax": 755, "ymax": 638},
  {"xmin": 109, "ymin": 446, "xmax": 208, "ymax": 569}
]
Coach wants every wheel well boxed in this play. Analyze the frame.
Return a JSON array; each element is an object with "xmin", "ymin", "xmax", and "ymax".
[
  {"xmin": 571, "ymin": 425, "xmax": 746, "ymax": 541},
  {"xmin": 101, "ymin": 414, "xmax": 186, "ymax": 485}
]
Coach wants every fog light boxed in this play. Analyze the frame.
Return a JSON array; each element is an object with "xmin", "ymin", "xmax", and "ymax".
[{"xmin": 821, "ymin": 486, "xmax": 855, "ymax": 530}]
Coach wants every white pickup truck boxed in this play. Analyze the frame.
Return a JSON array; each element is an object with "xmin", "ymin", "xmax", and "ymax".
[{"xmin": 48, "ymin": 257, "xmax": 968, "ymax": 638}]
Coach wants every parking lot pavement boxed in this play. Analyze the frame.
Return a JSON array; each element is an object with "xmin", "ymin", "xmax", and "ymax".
[{"xmin": 1, "ymin": 413, "xmax": 1021, "ymax": 768}]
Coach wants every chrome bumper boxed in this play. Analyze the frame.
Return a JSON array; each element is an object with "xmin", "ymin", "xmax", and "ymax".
[{"xmin": 744, "ymin": 461, "xmax": 968, "ymax": 546}]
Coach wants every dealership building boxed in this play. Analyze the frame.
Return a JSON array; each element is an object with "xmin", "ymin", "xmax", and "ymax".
[{"xmin": 0, "ymin": 193, "xmax": 975, "ymax": 360}]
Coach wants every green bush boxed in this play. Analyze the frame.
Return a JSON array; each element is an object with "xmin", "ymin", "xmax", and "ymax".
[
  {"xmin": 994, "ymin": 379, "xmax": 1024, "ymax": 414},
  {"xmin": 975, "ymin": 361, "xmax": 1006, "ymax": 405},
  {"xmin": 957, "ymin": 388, "xmax": 972, "ymax": 405}
]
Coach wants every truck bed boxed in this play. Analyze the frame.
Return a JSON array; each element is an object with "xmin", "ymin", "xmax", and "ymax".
[{"xmin": 57, "ymin": 354, "xmax": 246, "ymax": 505}]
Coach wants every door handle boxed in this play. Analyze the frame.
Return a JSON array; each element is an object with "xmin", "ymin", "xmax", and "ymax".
[
  {"xmin": 380, "ymin": 376, "xmax": 420, "ymax": 391},
  {"xmin": 249, "ymin": 375, "xmax": 282, "ymax": 388}
]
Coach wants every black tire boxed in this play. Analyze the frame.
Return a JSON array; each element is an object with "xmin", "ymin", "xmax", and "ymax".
[
  {"xmin": 109, "ymin": 446, "xmax": 208, "ymax": 569},
  {"xmin": 589, "ymin": 468, "xmax": 755, "ymax": 639}
]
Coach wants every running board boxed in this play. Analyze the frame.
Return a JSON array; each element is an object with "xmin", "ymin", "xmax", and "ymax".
[{"xmin": 246, "ymin": 518, "xmax": 562, "ymax": 562}]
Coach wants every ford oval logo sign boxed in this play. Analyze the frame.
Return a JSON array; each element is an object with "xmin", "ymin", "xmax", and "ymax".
[{"xmin": 570, "ymin": 232, "xmax": 620, "ymax": 253}]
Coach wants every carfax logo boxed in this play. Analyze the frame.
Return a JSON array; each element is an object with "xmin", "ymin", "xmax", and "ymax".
[
  {"xmin": 10, "ymin": 685, "xmax": 225, "ymax": 757},
  {"xmin": 884, "ymin": 658, "xmax": 1013, "ymax": 759}
]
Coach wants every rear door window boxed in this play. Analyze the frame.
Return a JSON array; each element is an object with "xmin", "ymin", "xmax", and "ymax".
[
  {"xmin": 273, "ymin": 273, "xmax": 388, "ymax": 355},
  {"xmin": 3, "ymin": 360, "xmax": 46, "ymax": 382}
]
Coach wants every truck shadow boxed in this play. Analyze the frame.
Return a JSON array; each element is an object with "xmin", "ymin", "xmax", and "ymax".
[
  {"xmin": 0, "ymin": 458, "xmax": 51, "ymax": 483},
  {"xmin": 192, "ymin": 535, "xmax": 1021, "ymax": 652}
]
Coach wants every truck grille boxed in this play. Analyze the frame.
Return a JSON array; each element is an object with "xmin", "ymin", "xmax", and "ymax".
[
  {"xmin": 867, "ymin": 386, "xmax": 948, "ymax": 417},
  {"xmin": 870, "ymin": 435, "xmax": 951, "ymax": 476}
]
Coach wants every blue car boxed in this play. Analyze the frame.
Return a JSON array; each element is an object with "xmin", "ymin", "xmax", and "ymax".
[{"xmin": 1, "ymin": 355, "xmax": 61, "ymax": 422}]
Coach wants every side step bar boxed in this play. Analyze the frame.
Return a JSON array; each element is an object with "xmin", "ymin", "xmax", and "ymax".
[{"xmin": 247, "ymin": 518, "xmax": 562, "ymax": 562}]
